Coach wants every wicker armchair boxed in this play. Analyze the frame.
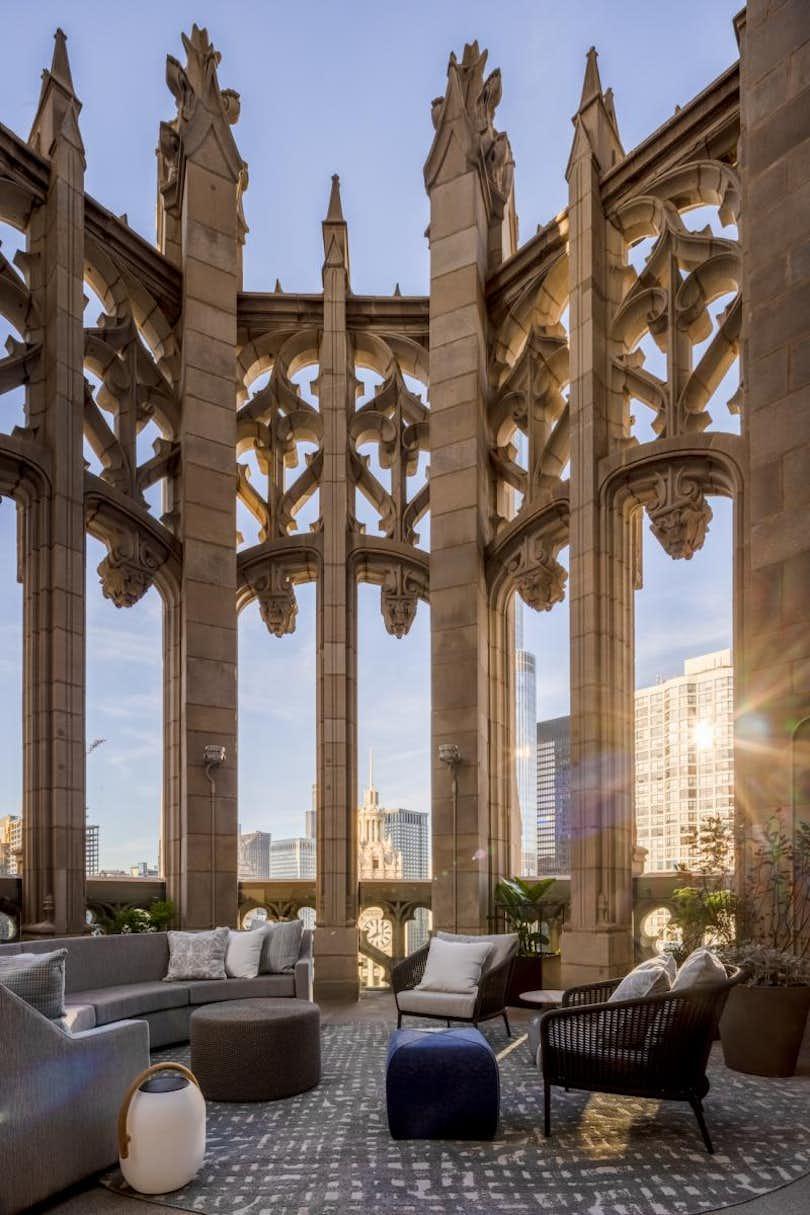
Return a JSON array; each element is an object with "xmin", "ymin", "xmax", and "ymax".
[
  {"xmin": 392, "ymin": 941, "xmax": 516, "ymax": 1036},
  {"xmin": 539, "ymin": 966, "xmax": 742, "ymax": 1153}
]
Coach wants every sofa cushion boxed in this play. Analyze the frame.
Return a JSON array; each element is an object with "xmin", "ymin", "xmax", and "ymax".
[
  {"xmin": 259, "ymin": 919, "xmax": 303, "ymax": 974},
  {"xmin": 73, "ymin": 980, "xmax": 190, "ymax": 1025},
  {"xmin": 185, "ymin": 974, "xmax": 296, "ymax": 1004},
  {"xmin": 225, "ymin": 929, "xmax": 265, "ymax": 979},
  {"xmin": 0, "ymin": 949, "xmax": 67, "ymax": 1018},
  {"xmin": 418, "ymin": 937, "xmax": 493, "ymax": 995},
  {"xmin": 165, "ymin": 927, "xmax": 229, "ymax": 981},
  {"xmin": 436, "ymin": 931, "xmax": 518, "ymax": 973},
  {"xmin": 24, "ymin": 932, "xmax": 170, "ymax": 993},
  {"xmin": 397, "ymin": 989, "xmax": 478, "ymax": 1020},
  {"xmin": 57, "ymin": 1002, "xmax": 97, "ymax": 1034}
]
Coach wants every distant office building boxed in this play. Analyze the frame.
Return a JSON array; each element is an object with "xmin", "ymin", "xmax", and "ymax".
[
  {"xmin": 85, "ymin": 824, "xmax": 100, "ymax": 877},
  {"xmin": 239, "ymin": 830, "xmax": 272, "ymax": 880},
  {"xmin": 635, "ymin": 650, "xmax": 734, "ymax": 873},
  {"xmin": 383, "ymin": 809, "xmax": 430, "ymax": 880},
  {"xmin": 514, "ymin": 601, "xmax": 538, "ymax": 876},
  {"xmin": 0, "ymin": 815, "xmax": 22, "ymax": 875},
  {"xmin": 270, "ymin": 836, "xmax": 316, "ymax": 879},
  {"xmin": 128, "ymin": 862, "xmax": 158, "ymax": 878},
  {"xmin": 536, "ymin": 716, "xmax": 571, "ymax": 874},
  {"xmin": 304, "ymin": 808, "xmax": 316, "ymax": 840}
]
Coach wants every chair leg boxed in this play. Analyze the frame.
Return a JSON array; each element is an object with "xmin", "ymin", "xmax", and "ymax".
[
  {"xmin": 543, "ymin": 1081, "xmax": 551, "ymax": 1138},
  {"xmin": 446, "ymin": 1019, "xmax": 451, "ymax": 1028},
  {"xmin": 689, "ymin": 1096, "xmax": 714, "ymax": 1154},
  {"xmin": 503, "ymin": 1011, "xmax": 512, "ymax": 1038},
  {"xmin": 397, "ymin": 1011, "xmax": 402, "ymax": 1029}
]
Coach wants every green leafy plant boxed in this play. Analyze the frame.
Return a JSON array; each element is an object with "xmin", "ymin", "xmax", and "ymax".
[
  {"xmin": 101, "ymin": 898, "xmax": 176, "ymax": 935},
  {"xmin": 739, "ymin": 815, "xmax": 810, "ymax": 959},
  {"xmin": 669, "ymin": 815, "xmax": 738, "ymax": 962},
  {"xmin": 494, "ymin": 876, "xmax": 555, "ymax": 956}
]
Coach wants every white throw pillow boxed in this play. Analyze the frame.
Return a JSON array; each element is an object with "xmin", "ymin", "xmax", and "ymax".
[
  {"xmin": 672, "ymin": 947, "xmax": 727, "ymax": 992},
  {"xmin": 417, "ymin": 937, "xmax": 493, "ymax": 995},
  {"xmin": 225, "ymin": 929, "xmax": 265, "ymax": 979},
  {"xmin": 636, "ymin": 953, "xmax": 677, "ymax": 983},
  {"xmin": 608, "ymin": 958, "xmax": 672, "ymax": 1003}
]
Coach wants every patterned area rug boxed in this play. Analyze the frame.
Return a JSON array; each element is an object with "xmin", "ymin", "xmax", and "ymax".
[{"xmin": 103, "ymin": 1021, "xmax": 810, "ymax": 1215}]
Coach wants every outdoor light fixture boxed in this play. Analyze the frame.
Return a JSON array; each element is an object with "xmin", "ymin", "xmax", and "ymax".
[
  {"xmin": 438, "ymin": 744, "xmax": 462, "ymax": 931},
  {"xmin": 203, "ymin": 745, "xmax": 227, "ymax": 926}
]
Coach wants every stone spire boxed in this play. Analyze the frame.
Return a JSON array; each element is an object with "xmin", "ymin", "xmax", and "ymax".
[
  {"xmin": 29, "ymin": 27, "xmax": 84, "ymax": 160},
  {"xmin": 322, "ymin": 173, "xmax": 350, "ymax": 282},
  {"xmin": 567, "ymin": 44, "xmax": 624, "ymax": 179}
]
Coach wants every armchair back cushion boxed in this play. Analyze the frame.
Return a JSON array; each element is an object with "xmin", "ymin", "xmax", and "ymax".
[
  {"xmin": 436, "ymin": 931, "xmax": 518, "ymax": 973},
  {"xmin": 608, "ymin": 956, "xmax": 672, "ymax": 1003},
  {"xmin": 672, "ymin": 947, "xmax": 727, "ymax": 991},
  {"xmin": 418, "ymin": 937, "xmax": 493, "ymax": 994},
  {"xmin": 0, "ymin": 949, "xmax": 67, "ymax": 1019}
]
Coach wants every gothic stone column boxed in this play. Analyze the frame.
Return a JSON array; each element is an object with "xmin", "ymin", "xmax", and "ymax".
[
  {"xmin": 22, "ymin": 32, "xmax": 86, "ymax": 934},
  {"xmin": 158, "ymin": 27, "xmax": 245, "ymax": 927},
  {"xmin": 736, "ymin": 5, "xmax": 810, "ymax": 879},
  {"xmin": 425, "ymin": 44, "xmax": 516, "ymax": 933},
  {"xmin": 314, "ymin": 178, "xmax": 359, "ymax": 1001},
  {"xmin": 561, "ymin": 52, "xmax": 635, "ymax": 984}
]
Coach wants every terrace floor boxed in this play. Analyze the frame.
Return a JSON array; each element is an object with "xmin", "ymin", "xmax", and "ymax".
[{"xmin": 38, "ymin": 993, "xmax": 810, "ymax": 1215}]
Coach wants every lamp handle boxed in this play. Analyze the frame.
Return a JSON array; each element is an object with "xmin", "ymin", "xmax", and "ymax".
[{"xmin": 118, "ymin": 1062, "xmax": 201, "ymax": 1159}]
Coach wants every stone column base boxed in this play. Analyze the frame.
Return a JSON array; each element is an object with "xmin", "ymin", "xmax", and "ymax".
[
  {"xmin": 314, "ymin": 925, "xmax": 360, "ymax": 1003},
  {"xmin": 560, "ymin": 926, "xmax": 634, "ymax": 989}
]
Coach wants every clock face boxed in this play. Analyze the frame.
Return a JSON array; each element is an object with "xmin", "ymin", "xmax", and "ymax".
[{"xmin": 359, "ymin": 907, "xmax": 392, "ymax": 953}]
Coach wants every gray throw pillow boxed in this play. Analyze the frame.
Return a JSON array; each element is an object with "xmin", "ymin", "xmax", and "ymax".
[
  {"xmin": 261, "ymin": 919, "xmax": 303, "ymax": 974},
  {"xmin": 0, "ymin": 949, "xmax": 67, "ymax": 1019},
  {"xmin": 164, "ymin": 928, "xmax": 229, "ymax": 981},
  {"xmin": 608, "ymin": 958, "xmax": 672, "ymax": 1003}
]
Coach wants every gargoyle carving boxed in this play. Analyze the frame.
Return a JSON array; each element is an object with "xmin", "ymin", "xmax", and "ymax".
[{"xmin": 647, "ymin": 466, "xmax": 713, "ymax": 560}]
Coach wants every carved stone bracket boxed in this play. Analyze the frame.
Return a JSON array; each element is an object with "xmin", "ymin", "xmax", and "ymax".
[
  {"xmin": 246, "ymin": 562, "xmax": 298, "ymax": 637},
  {"xmin": 515, "ymin": 542, "xmax": 567, "ymax": 612},
  {"xmin": 97, "ymin": 528, "xmax": 167, "ymax": 607},
  {"xmin": 647, "ymin": 465, "xmax": 713, "ymax": 560},
  {"xmin": 380, "ymin": 563, "xmax": 427, "ymax": 639}
]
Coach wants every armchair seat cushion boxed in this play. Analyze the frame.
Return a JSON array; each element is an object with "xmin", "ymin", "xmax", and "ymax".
[
  {"xmin": 397, "ymin": 988, "xmax": 477, "ymax": 1020},
  {"xmin": 74, "ymin": 980, "xmax": 189, "ymax": 1025},
  {"xmin": 186, "ymin": 975, "xmax": 295, "ymax": 1004}
]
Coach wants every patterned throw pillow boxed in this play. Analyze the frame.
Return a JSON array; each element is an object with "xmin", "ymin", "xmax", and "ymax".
[
  {"xmin": 0, "ymin": 949, "xmax": 67, "ymax": 1019},
  {"xmin": 260, "ymin": 919, "xmax": 303, "ymax": 974},
  {"xmin": 164, "ymin": 928, "xmax": 229, "ymax": 981}
]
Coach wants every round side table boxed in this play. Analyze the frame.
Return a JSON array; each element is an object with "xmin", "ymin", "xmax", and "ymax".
[{"xmin": 521, "ymin": 991, "xmax": 565, "ymax": 1064}]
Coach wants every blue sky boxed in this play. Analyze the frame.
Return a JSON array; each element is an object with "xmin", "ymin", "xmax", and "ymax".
[{"xmin": 0, "ymin": 1, "xmax": 739, "ymax": 868}]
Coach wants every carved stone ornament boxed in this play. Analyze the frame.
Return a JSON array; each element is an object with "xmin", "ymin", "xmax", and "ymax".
[
  {"xmin": 381, "ymin": 565, "xmax": 426, "ymax": 639},
  {"xmin": 647, "ymin": 466, "xmax": 713, "ymax": 560},
  {"xmin": 248, "ymin": 565, "xmax": 298, "ymax": 638},
  {"xmin": 516, "ymin": 548, "xmax": 567, "ymax": 613},
  {"xmin": 98, "ymin": 532, "xmax": 165, "ymax": 608}
]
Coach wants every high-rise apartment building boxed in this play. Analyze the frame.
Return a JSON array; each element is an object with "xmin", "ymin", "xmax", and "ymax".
[
  {"xmin": 635, "ymin": 650, "xmax": 734, "ymax": 873},
  {"xmin": 536, "ymin": 716, "xmax": 571, "ymax": 874},
  {"xmin": 515, "ymin": 601, "xmax": 538, "ymax": 876},
  {"xmin": 0, "ymin": 815, "xmax": 22, "ymax": 875},
  {"xmin": 85, "ymin": 824, "xmax": 100, "ymax": 877},
  {"xmin": 270, "ymin": 836, "xmax": 316, "ymax": 879},
  {"xmin": 239, "ymin": 830, "xmax": 272, "ymax": 880}
]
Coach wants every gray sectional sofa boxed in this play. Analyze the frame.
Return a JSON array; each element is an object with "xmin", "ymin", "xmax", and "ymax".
[
  {"xmin": 0, "ymin": 928, "xmax": 314, "ymax": 1213},
  {"xmin": 0, "ymin": 927, "xmax": 314, "ymax": 1046}
]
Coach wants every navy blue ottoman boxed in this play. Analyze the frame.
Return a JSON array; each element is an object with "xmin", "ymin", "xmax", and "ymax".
[{"xmin": 386, "ymin": 1028, "xmax": 500, "ymax": 1140}]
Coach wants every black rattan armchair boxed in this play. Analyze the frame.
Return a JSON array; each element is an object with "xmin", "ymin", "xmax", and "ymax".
[
  {"xmin": 392, "ymin": 942, "xmax": 516, "ymax": 1036},
  {"xmin": 539, "ymin": 967, "xmax": 742, "ymax": 1153}
]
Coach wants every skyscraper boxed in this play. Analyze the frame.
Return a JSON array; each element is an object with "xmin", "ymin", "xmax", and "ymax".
[
  {"xmin": 270, "ymin": 836, "xmax": 316, "ymax": 878},
  {"xmin": 382, "ymin": 809, "xmax": 430, "ymax": 880},
  {"xmin": 85, "ymin": 824, "xmax": 100, "ymax": 877},
  {"xmin": 536, "ymin": 716, "xmax": 571, "ymax": 874},
  {"xmin": 515, "ymin": 601, "xmax": 538, "ymax": 876},
  {"xmin": 0, "ymin": 815, "xmax": 21, "ymax": 876},
  {"xmin": 635, "ymin": 650, "xmax": 734, "ymax": 873},
  {"xmin": 239, "ymin": 830, "xmax": 272, "ymax": 880}
]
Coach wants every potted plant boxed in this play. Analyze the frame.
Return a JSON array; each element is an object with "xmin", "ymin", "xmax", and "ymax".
[
  {"xmin": 494, "ymin": 876, "xmax": 556, "ymax": 1005},
  {"xmin": 99, "ymin": 898, "xmax": 176, "ymax": 935},
  {"xmin": 719, "ymin": 945, "xmax": 810, "ymax": 1076},
  {"xmin": 718, "ymin": 815, "xmax": 810, "ymax": 1077},
  {"xmin": 669, "ymin": 815, "xmax": 738, "ymax": 963}
]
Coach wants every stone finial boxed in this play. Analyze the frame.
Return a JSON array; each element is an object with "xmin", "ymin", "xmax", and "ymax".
[
  {"xmin": 325, "ymin": 173, "xmax": 344, "ymax": 222},
  {"xmin": 578, "ymin": 47, "xmax": 602, "ymax": 111},
  {"xmin": 322, "ymin": 173, "xmax": 350, "ymax": 279},
  {"xmin": 29, "ymin": 27, "xmax": 84, "ymax": 159},
  {"xmin": 424, "ymin": 39, "xmax": 514, "ymax": 220}
]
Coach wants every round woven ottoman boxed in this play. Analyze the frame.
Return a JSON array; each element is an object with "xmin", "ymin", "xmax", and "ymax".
[{"xmin": 190, "ymin": 998, "xmax": 320, "ymax": 1102}]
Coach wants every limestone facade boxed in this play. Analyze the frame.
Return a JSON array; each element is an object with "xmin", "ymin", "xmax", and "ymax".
[{"xmin": 0, "ymin": 11, "xmax": 807, "ymax": 994}]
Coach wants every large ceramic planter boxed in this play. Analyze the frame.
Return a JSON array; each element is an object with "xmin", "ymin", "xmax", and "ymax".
[
  {"xmin": 720, "ymin": 984, "xmax": 810, "ymax": 1076},
  {"xmin": 507, "ymin": 954, "xmax": 545, "ymax": 1007}
]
